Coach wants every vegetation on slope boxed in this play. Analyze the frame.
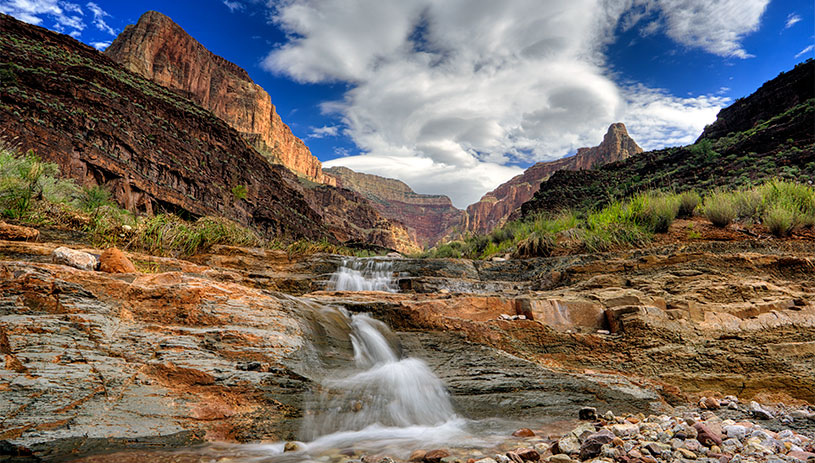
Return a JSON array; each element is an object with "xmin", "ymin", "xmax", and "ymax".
[
  {"xmin": 0, "ymin": 146, "xmax": 381, "ymax": 257},
  {"xmin": 423, "ymin": 180, "xmax": 815, "ymax": 259}
]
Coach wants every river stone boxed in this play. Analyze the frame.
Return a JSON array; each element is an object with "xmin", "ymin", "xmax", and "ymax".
[
  {"xmin": 475, "ymin": 459, "xmax": 498, "ymax": 463},
  {"xmin": 514, "ymin": 448, "xmax": 540, "ymax": 461},
  {"xmin": 695, "ymin": 423, "xmax": 723, "ymax": 447},
  {"xmin": 749, "ymin": 402, "xmax": 774, "ymax": 420},
  {"xmin": 580, "ymin": 430, "xmax": 615, "ymax": 460},
  {"xmin": 424, "ymin": 449, "xmax": 450, "ymax": 463},
  {"xmin": 51, "ymin": 246, "xmax": 98, "ymax": 271},
  {"xmin": 579, "ymin": 407, "xmax": 598, "ymax": 421},
  {"xmin": 513, "ymin": 428, "xmax": 536, "ymax": 437},
  {"xmin": 557, "ymin": 436, "xmax": 580, "ymax": 455},
  {"xmin": 610, "ymin": 423, "xmax": 639, "ymax": 438}
]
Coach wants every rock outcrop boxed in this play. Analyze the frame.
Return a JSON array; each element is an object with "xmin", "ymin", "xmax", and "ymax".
[
  {"xmin": 325, "ymin": 166, "xmax": 466, "ymax": 247},
  {"xmin": 521, "ymin": 61, "xmax": 815, "ymax": 218},
  {"xmin": 105, "ymin": 11, "xmax": 336, "ymax": 186},
  {"xmin": 0, "ymin": 13, "xmax": 326, "ymax": 240},
  {"xmin": 466, "ymin": 123, "xmax": 641, "ymax": 234},
  {"xmin": 699, "ymin": 59, "xmax": 814, "ymax": 141},
  {"xmin": 0, "ymin": 13, "xmax": 418, "ymax": 251}
]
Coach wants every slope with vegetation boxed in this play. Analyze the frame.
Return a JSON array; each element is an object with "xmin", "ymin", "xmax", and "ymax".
[
  {"xmin": 0, "ymin": 13, "xmax": 417, "ymax": 253},
  {"xmin": 520, "ymin": 60, "xmax": 814, "ymax": 217}
]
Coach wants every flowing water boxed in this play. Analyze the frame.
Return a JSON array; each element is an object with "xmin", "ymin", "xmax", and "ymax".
[{"xmin": 328, "ymin": 258, "xmax": 398, "ymax": 292}]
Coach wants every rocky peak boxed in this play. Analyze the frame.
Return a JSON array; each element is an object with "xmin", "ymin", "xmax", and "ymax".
[
  {"xmin": 325, "ymin": 166, "xmax": 466, "ymax": 248},
  {"xmin": 105, "ymin": 11, "xmax": 336, "ymax": 186},
  {"xmin": 465, "ymin": 123, "xmax": 642, "ymax": 235}
]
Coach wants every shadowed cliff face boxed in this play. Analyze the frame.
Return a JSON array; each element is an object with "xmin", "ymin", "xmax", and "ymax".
[
  {"xmin": 105, "ymin": 11, "xmax": 336, "ymax": 186},
  {"xmin": 325, "ymin": 166, "xmax": 466, "ymax": 247},
  {"xmin": 465, "ymin": 123, "xmax": 642, "ymax": 234},
  {"xmin": 0, "ymin": 13, "xmax": 326, "ymax": 240}
]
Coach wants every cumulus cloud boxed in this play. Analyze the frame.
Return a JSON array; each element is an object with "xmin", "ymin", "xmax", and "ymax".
[
  {"xmin": 265, "ymin": 0, "xmax": 763, "ymax": 206},
  {"xmin": 86, "ymin": 2, "xmax": 114, "ymax": 35},
  {"xmin": 90, "ymin": 40, "xmax": 110, "ymax": 50},
  {"xmin": 0, "ymin": 0, "xmax": 85, "ymax": 34}
]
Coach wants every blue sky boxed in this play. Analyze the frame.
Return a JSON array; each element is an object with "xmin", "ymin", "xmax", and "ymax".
[{"xmin": 1, "ymin": 0, "xmax": 813, "ymax": 207}]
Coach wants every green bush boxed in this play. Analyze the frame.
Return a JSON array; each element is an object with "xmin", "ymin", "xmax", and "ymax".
[
  {"xmin": 0, "ymin": 148, "xmax": 76, "ymax": 218},
  {"xmin": 677, "ymin": 191, "xmax": 701, "ymax": 218},
  {"xmin": 135, "ymin": 214, "xmax": 262, "ymax": 257},
  {"xmin": 703, "ymin": 191, "xmax": 737, "ymax": 227},
  {"xmin": 732, "ymin": 189, "xmax": 763, "ymax": 219},
  {"xmin": 74, "ymin": 184, "xmax": 114, "ymax": 213},
  {"xmin": 763, "ymin": 205, "xmax": 795, "ymax": 237}
]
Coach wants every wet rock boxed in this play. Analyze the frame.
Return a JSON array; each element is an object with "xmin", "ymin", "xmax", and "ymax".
[
  {"xmin": 0, "ymin": 221, "xmax": 39, "ymax": 241},
  {"xmin": 547, "ymin": 455, "xmax": 574, "ymax": 463},
  {"xmin": 425, "ymin": 449, "xmax": 451, "ymax": 463},
  {"xmin": 283, "ymin": 441, "xmax": 302, "ymax": 452},
  {"xmin": 51, "ymin": 246, "xmax": 98, "ymax": 271},
  {"xmin": 513, "ymin": 448, "xmax": 540, "ymax": 461},
  {"xmin": 580, "ymin": 407, "xmax": 598, "ymax": 421},
  {"xmin": 513, "ymin": 428, "xmax": 536, "ymax": 437},
  {"xmin": 580, "ymin": 429, "xmax": 615, "ymax": 460},
  {"xmin": 410, "ymin": 450, "xmax": 427, "ymax": 462},
  {"xmin": 99, "ymin": 247, "xmax": 137, "ymax": 273}
]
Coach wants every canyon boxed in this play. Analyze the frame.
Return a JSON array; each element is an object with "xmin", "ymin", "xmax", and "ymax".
[{"xmin": 105, "ymin": 11, "xmax": 335, "ymax": 186}]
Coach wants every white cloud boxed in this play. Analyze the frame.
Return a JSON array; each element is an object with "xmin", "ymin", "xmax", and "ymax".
[
  {"xmin": 795, "ymin": 45, "xmax": 814, "ymax": 60},
  {"xmin": 86, "ymin": 2, "xmax": 114, "ymax": 35},
  {"xmin": 0, "ymin": 0, "xmax": 85, "ymax": 34},
  {"xmin": 90, "ymin": 40, "xmax": 110, "ymax": 50},
  {"xmin": 309, "ymin": 125, "xmax": 339, "ymax": 138},
  {"xmin": 785, "ymin": 13, "xmax": 801, "ymax": 29},
  {"xmin": 264, "ymin": 0, "xmax": 764, "ymax": 207},
  {"xmin": 223, "ymin": 1, "xmax": 244, "ymax": 13}
]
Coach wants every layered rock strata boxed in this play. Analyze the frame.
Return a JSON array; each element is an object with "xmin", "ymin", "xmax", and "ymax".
[{"xmin": 105, "ymin": 11, "xmax": 336, "ymax": 185}]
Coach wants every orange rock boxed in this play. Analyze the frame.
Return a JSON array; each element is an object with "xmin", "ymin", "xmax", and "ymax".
[
  {"xmin": 424, "ymin": 449, "xmax": 450, "ymax": 463},
  {"xmin": 99, "ymin": 248, "xmax": 137, "ymax": 273},
  {"xmin": 409, "ymin": 450, "xmax": 427, "ymax": 462},
  {"xmin": 513, "ymin": 428, "xmax": 536, "ymax": 437},
  {"xmin": 0, "ymin": 222, "xmax": 39, "ymax": 241}
]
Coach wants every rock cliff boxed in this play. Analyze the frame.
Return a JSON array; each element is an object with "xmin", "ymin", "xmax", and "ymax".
[
  {"xmin": 0, "ymin": 13, "xmax": 416, "ymax": 251},
  {"xmin": 105, "ymin": 11, "xmax": 336, "ymax": 186},
  {"xmin": 521, "ymin": 61, "xmax": 815, "ymax": 218},
  {"xmin": 466, "ymin": 123, "xmax": 641, "ymax": 234},
  {"xmin": 325, "ymin": 166, "xmax": 465, "ymax": 247}
]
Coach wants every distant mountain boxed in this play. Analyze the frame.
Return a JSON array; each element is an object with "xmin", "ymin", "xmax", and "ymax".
[
  {"xmin": 466, "ymin": 123, "xmax": 642, "ymax": 234},
  {"xmin": 105, "ymin": 11, "xmax": 336, "ymax": 186},
  {"xmin": 0, "ymin": 13, "xmax": 418, "ymax": 252},
  {"xmin": 325, "ymin": 166, "xmax": 465, "ymax": 247},
  {"xmin": 521, "ymin": 60, "xmax": 815, "ymax": 218}
]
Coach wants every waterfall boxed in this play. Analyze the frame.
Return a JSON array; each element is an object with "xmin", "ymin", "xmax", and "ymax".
[
  {"xmin": 328, "ymin": 258, "xmax": 398, "ymax": 292},
  {"xmin": 290, "ymin": 309, "xmax": 467, "ymax": 455}
]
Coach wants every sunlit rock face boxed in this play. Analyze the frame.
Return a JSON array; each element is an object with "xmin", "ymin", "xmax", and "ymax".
[
  {"xmin": 466, "ymin": 123, "xmax": 642, "ymax": 234},
  {"xmin": 106, "ymin": 11, "xmax": 336, "ymax": 186}
]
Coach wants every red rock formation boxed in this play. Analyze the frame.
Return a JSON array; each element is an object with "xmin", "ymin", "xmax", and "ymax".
[
  {"xmin": 105, "ymin": 11, "xmax": 336, "ymax": 186},
  {"xmin": 325, "ymin": 166, "xmax": 466, "ymax": 247},
  {"xmin": 466, "ymin": 123, "xmax": 642, "ymax": 234}
]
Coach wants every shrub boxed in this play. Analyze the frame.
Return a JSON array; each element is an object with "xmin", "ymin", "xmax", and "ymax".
[
  {"xmin": 0, "ymin": 148, "xmax": 75, "ymax": 218},
  {"xmin": 732, "ymin": 189, "xmax": 763, "ymax": 219},
  {"xmin": 513, "ymin": 232, "xmax": 554, "ymax": 258},
  {"xmin": 703, "ymin": 191, "xmax": 737, "ymax": 227},
  {"xmin": 75, "ymin": 184, "xmax": 114, "ymax": 213},
  {"xmin": 582, "ymin": 222, "xmax": 650, "ymax": 252},
  {"xmin": 231, "ymin": 184, "xmax": 248, "ymax": 201},
  {"xmin": 677, "ymin": 191, "xmax": 701, "ymax": 218},
  {"xmin": 763, "ymin": 205, "xmax": 795, "ymax": 237},
  {"xmin": 135, "ymin": 214, "xmax": 262, "ymax": 257}
]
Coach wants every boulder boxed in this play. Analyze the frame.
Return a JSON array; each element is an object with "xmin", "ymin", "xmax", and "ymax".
[
  {"xmin": 99, "ymin": 247, "xmax": 137, "ymax": 273},
  {"xmin": 51, "ymin": 246, "xmax": 98, "ymax": 271},
  {"xmin": 0, "ymin": 222, "xmax": 39, "ymax": 241},
  {"xmin": 580, "ymin": 430, "xmax": 615, "ymax": 460},
  {"xmin": 424, "ymin": 449, "xmax": 450, "ymax": 463}
]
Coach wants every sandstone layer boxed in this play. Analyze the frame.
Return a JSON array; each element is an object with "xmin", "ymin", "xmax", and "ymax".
[
  {"xmin": 105, "ymin": 11, "xmax": 335, "ymax": 185},
  {"xmin": 325, "ymin": 166, "xmax": 466, "ymax": 247},
  {"xmin": 466, "ymin": 123, "xmax": 642, "ymax": 234}
]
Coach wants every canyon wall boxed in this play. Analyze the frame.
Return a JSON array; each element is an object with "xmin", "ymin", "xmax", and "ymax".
[{"xmin": 105, "ymin": 11, "xmax": 336, "ymax": 185}]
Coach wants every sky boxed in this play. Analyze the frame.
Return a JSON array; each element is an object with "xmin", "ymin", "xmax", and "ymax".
[{"xmin": 1, "ymin": 0, "xmax": 813, "ymax": 208}]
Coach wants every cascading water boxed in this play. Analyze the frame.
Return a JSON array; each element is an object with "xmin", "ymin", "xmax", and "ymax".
[{"xmin": 328, "ymin": 258, "xmax": 398, "ymax": 292}]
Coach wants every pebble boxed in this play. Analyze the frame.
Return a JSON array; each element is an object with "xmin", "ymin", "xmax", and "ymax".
[{"xmin": 749, "ymin": 401, "xmax": 774, "ymax": 420}]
